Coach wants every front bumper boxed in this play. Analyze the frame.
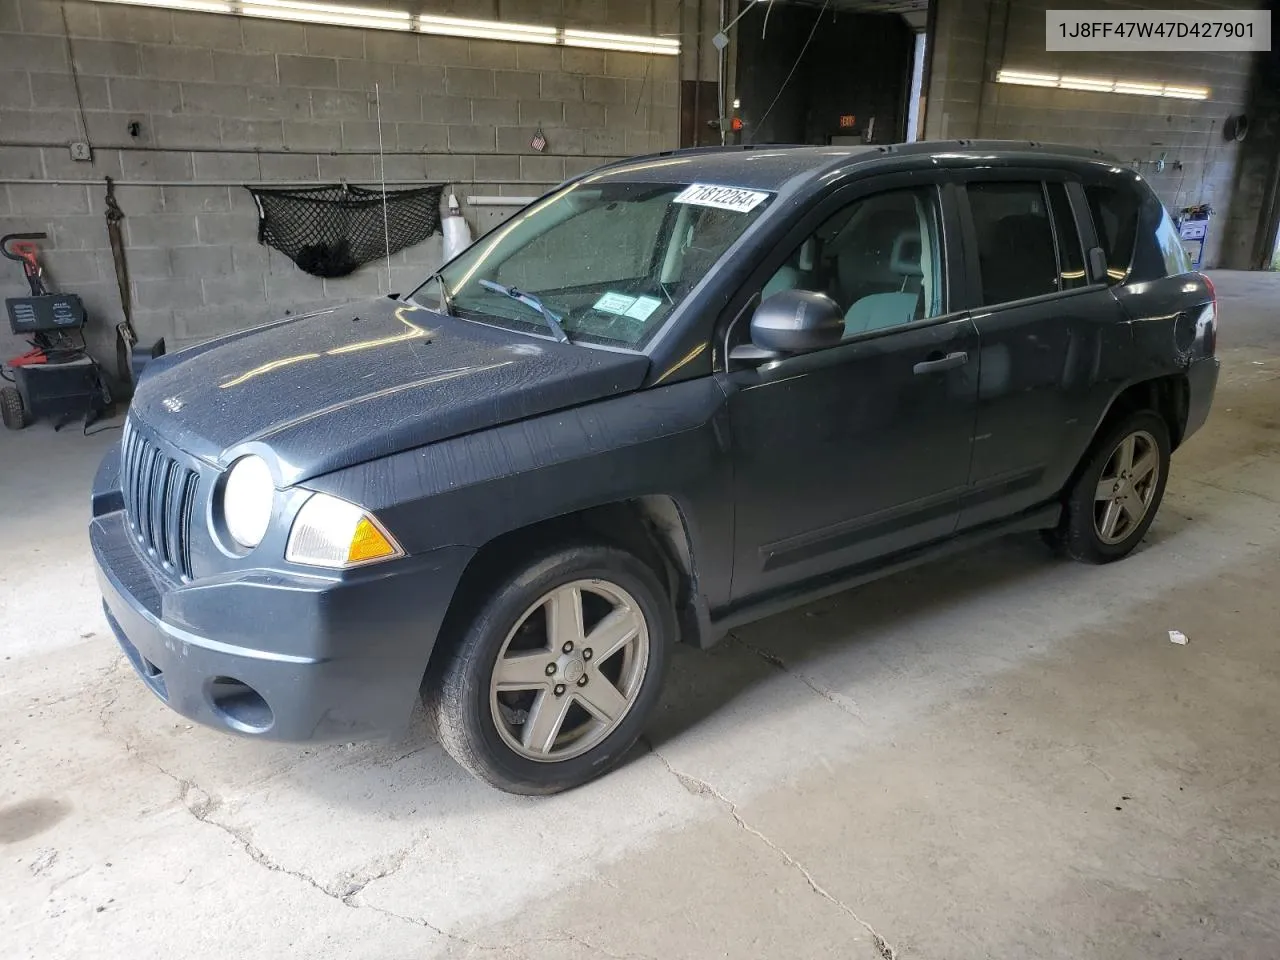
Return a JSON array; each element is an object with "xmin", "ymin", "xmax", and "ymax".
[{"xmin": 91, "ymin": 449, "xmax": 474, "ymax": 743}]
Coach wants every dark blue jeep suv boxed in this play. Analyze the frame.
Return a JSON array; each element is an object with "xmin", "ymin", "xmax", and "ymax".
[{"xmin": 91, "ymin": 141, "xmax": 1219, "ymax": 793}]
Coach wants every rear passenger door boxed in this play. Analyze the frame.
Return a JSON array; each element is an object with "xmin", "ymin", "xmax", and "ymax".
[{"xmin": 955, "ymin": 173, "xmax": 1132, "ymax": 529}]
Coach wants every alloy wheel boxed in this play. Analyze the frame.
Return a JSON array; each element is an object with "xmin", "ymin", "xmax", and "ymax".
[
  {"xmin": 489, "ymin": 579, "xmax": 649, "ymax": 762},
  {"xmin": 1094, "ymin": 429, "xmax": 1161, "ymax": 545}
]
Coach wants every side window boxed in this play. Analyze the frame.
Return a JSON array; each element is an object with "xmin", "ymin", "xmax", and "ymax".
[
  {"xmin": 1046, "ymin": 183, "xmax": 1088, "ymax": 290},
  {"xmin": 967, "ymin": 182, "xmax": 1059, "ymax": 304},
  {"xmin": 1084, "ymin": 183, "xmax": 1139, "ymax": 283},
  {"xmin": 759, "ymin": 186, "xmax": 944, "ymax": 339},
  {"xmin": 1153, "ymin": 206, "xmax": 1193, "ymax": 277}
]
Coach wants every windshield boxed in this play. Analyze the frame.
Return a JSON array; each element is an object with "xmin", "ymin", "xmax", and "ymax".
[{"xmin": 411, "ymin": 180, "xmax": 773, "ymax": 348}]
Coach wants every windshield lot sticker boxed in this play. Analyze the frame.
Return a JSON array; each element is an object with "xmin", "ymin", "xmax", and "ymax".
[
  {"xmin": 623, "ymin": 295, "xmax": 662, "ymax": 321},
  {"xmin": 593, "ymin": 291, "xmax": 637, "ymax": 315},
  {"xmin": 674, "ymin": 183, "xmax": 769, "ymax": 212}
]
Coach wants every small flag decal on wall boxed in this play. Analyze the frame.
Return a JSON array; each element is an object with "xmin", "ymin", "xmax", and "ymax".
[{"xmin": 531, "ymin": 128, "xmax": 547, "ymax": 152}]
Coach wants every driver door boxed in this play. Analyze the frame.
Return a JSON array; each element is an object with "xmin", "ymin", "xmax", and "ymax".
[{"xmin": 720, "ymin": 178, "xmax": 980, "ymax": 603}]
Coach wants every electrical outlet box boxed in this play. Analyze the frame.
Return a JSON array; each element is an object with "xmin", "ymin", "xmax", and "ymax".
[{"xmin": 69, "ymin": 141, "xmax": 92, "ymax": 162}]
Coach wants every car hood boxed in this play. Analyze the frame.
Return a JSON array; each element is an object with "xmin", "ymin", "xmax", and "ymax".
[{"xmin": 131, "ymin": 298, "xmax": 650, "ymax": 485}]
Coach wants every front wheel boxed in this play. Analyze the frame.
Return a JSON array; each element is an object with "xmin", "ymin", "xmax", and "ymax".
[
  {"xmin": 425, "ymin": 543, "xmax": 673, "ymax": 794},
  {"xmin": 1048, "ymin": 410, "xmax": 1171, "ymax": 564}
]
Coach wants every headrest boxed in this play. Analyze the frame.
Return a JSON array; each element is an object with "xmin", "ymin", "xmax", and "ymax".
[
  {"xmin": 890, "ymin": 232, "xmax": 923, "ymax": 276},
  {"xmin": 797, "ymin": 237, "xmax": 816, "ymax": 271}
]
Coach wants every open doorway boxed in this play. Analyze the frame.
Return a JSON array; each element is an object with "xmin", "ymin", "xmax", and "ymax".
[{"xmin": 730, "ymin": 2, "xmax": 927, "ymax": 147}]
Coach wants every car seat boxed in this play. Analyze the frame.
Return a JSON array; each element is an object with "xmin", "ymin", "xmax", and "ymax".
[
  {"xmin": 978, "ymin": 213, "xmax": 1057, "ymax": 303},
  {"xmin": 762, "ymin": 238, "xmax": 817, "ymax": 299},
  {"xmin": 843, "ymin": 231, "xmax": 925, "ymax": 337}
]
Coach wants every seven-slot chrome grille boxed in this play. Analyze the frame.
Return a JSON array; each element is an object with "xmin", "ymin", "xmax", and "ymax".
[{"xmin": 121, "ymin": 420, "xmax": 201, "ymax": 581}]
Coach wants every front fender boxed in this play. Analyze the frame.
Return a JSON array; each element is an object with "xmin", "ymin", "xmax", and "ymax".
[{"xmin": 305, "ymin": 376, "xmax": 737, "ymax": 610}]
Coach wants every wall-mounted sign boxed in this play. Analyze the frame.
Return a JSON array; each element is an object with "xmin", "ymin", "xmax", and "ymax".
[{"xmin": 838, "ymin": 114, "xmax": 857, "ymax": 129}]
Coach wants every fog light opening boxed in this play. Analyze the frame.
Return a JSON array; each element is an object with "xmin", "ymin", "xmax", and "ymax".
[{"xmin": 209, "ymin": 676, "xmax": 274, "ymax": 733}]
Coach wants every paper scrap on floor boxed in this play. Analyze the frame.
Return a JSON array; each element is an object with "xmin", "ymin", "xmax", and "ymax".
[{"xmin": 1169, "ymin": 630, "xmax": 1189, "ymax": 645}]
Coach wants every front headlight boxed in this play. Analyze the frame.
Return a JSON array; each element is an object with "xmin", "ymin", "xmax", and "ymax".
[
  {"xmin": 222, "ymin": 455, "xmax": 275, "ymax": 549},
  {"xmin": 286, "ymin": 493, "xmax": 404, "ymax": 568}
]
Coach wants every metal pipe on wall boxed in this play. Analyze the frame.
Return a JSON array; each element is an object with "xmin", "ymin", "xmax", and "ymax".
[
  {"xmin": 3, "ymin": 141, "xmax": 625, "ymax": 160},
  {"xmin": 694, "ymin": 0, "xmax": 705, "ymax": 146}
]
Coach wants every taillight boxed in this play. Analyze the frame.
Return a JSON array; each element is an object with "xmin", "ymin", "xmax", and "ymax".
[{"xmin": 1198, "ymin": 272, "xmax": 1217, "ymax": 355}]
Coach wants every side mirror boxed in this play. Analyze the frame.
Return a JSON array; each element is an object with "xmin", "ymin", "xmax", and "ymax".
[
  {"xmin": 731, "ymin": 290, "xmax": 845, "ymax": 361},
  {"xmin": 1087, "ymin": 246, "xmax": 1108, "ymax": 284}
]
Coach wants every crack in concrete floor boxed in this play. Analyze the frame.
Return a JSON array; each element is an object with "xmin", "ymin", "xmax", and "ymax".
[
  {"xmin": 645, "ymin": 740, "xmax": 898, "ymax": 960},
  {"xmin": 96, "ymin": 683, "xmax": 645, "ymax": 960},
  {"xmin": 728, "ymin": 631, "xmax": 870, "ymax": 725}
]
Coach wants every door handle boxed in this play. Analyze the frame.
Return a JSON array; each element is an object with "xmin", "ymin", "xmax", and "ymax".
[{"xmin": 913, "ymin": 351, "xmax": 968, "ymax": 375}]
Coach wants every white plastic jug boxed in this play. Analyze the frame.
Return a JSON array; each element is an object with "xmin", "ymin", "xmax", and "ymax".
[{"xmin": 441, "ymin": 193, "xmax": 472, "ymax": 262}]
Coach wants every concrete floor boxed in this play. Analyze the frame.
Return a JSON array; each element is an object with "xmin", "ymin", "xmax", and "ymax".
[{"xmin": 2, "ymin": 271, "xmax": 1278, "ymax": 959}]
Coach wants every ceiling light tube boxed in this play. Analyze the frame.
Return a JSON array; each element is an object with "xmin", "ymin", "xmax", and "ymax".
[
  {"xmin": 998, "ymin": 68, "xmax": 1209, "ymax": 101},
  {"xmin": 1163, "ymin": 85, "xmax": 1208, "ymax": 100},
  {"xmin": 564, "ymin": 28, "xmax": 680, "ymax": 54},
  {"xmin": 418, "ymin": 14, "xmax": 557, "ymax": 43},
  {"xmin": 1058, "ymin": 75, "xmax": 1115, "ymax": 92},
  {"xmin": 1113, "ymin": 81, "xmax": 1165, "ymax": 97},
  {"xmin": 247, "ymin": 0, "xmax": 409, "ymax": 18},
  {"xmin": 240, "ymin": 6, "xmax": 413, "ymax": 29},
  {"xmin": 81, "ymin": 0, "xmax": 680, "ymax": 55},
  {"xmin": 93, "ymin": 0, "xmax": 232, "ymax": 11},
  {"xmin": 995, "ymin": 70, "xmax": 1060, "ymax": 87}
]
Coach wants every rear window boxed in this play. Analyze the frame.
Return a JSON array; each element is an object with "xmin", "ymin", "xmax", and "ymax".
[{"xmin": 1084, "ymin": 184, "xmax": 1139, "ymax": 283}]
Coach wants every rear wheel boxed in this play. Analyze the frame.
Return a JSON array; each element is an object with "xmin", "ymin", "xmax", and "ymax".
[
  {"xmin": 0, "ymin": 385, "xmax": 27, "ymax": 430},
  {"xmin": 1048, "ymin": 410, "xmax": 1170, "ymax": 564},
  {"xmin": 425, "ymin": 543, "xmax": 673, "ymax": 794}
]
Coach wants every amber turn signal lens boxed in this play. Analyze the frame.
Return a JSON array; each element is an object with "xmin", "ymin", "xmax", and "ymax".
[
  {"xmin": 348, "ymin": 517, "xmax": 398, "ymax": 564},
  {"xmin": 286, "ymin": 493, "xmax": 404, "ymax": 568}
]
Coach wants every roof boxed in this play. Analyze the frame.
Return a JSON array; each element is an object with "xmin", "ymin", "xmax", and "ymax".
[{"xmin": 581, "ymin": 140, "xmax": 1121, "ymax": 193}]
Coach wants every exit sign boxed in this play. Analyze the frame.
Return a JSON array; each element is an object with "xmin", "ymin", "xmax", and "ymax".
[{"xmin": 838, "ymin": 114, "xmax": 857, "ymax": 128}]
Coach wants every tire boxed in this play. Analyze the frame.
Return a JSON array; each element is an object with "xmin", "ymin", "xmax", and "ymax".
[
  {"xmin": 1048, "ymin": 409, "xmax": 1171, "ymax": 564},
  {"xmin": 424, "ymin": 542, "xmax": 674, "ymax": 795},
  {"xmin": 1, "ymin": 385, "xmax": 27, "ymax": 430}
]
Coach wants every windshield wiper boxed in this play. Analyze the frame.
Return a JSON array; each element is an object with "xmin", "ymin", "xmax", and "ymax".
[{"xmin": 478, "ymin": 279, "xmax": 570, "ymax": 343}]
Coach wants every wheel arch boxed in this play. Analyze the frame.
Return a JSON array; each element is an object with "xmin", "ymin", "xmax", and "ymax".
[
  {"xmin": 1102, "ymin": 373, "xmax": 1190, "ymax": 450},
  {"xmin": 430, "ymin": 495, "xmax": 710, "ymax": 677},
  {"xmin": 1062, "ymin": 372, "xmax": 1186, "ymax": 499}
]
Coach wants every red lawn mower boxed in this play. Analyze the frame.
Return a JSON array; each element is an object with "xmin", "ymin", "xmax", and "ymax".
[{"xmin": 2, "ymin": 232, "xmax": 111, "ymax": 430}]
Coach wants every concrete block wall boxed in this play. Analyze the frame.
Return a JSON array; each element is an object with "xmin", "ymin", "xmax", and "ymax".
[
  {"xmin": 923, "ymin": 0, "xmax": 1260, "ymax": 268},
  {"xmin": 0, "ymin": 0, "xmax": 681, "ymax": 361}
]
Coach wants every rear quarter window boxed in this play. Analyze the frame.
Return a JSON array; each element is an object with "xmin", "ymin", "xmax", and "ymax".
[
  {"xmin": 1153, "ymin": 207, "xmax": 1193, "ymax": 277},
  {"xmin": 1084, "ymin": 183, "xmax": 1139, "ymax": 283}
]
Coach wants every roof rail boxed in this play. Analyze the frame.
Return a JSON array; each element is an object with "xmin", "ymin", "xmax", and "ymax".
[{"xmin": 583, "ymin": 142, "xmax": 811, "ymax": 175}]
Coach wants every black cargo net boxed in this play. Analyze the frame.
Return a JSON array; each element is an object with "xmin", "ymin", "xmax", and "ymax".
[{"xmin": 247, "ymin": 183, "xmax": 444, "ymax": 278}]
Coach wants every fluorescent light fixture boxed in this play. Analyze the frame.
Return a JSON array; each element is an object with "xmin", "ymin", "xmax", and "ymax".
[
  {"xmin": 247, "ymin": 0, "xmax": 409, "ymax": 18},
  {"xmin": 241, "ymin": 2, "xmax": 412, "ymax": 30},
  {"xmin": 996, "ymin": 69, "xmax": 1208, "ymax": 101},
  {"xmin": 419, "ymin": 13, "xmax": 557, "ymax": 44},
  {"xmin": 93, "ymin": 0, "xmax": 231, "ymax": 11},
  {"xmin": 1057, "ymin": 75, "xmax": 1114, "ymax": 92},
  {"xmin": 82, "ymin": 0, "xmax": 679, "ymax": 54},
  {"xmin": 563, "ymin": 28, "xmax": 680, "ymax": 55},
  {"xmin": 996, "ymin": 70, "xmax": 1060, "ymax": 88}
]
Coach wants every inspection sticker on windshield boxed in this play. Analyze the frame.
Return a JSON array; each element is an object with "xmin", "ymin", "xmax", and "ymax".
[
  {"xmin": 593, "ymin": 291, "xmax": 636, "ymax": 315},
  {"xmin": 624, "ymin": 295, "xmax": 662, "ymax": 321},
  {"xmin": 673, "ymin": 183, "xmax": 769, "ymax": 213}
]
